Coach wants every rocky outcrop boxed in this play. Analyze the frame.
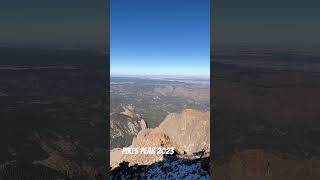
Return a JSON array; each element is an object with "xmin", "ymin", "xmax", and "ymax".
[
  {"xmin": 110, "ymin": 109, "xmax": 210, "ymax": 168},
  {"xmin": 159, "ymin": 109, "xmax": 210, "ymax": 154},
  {"xmin": 120, "ymin": 104, "xmax": 136, "ymax": 118},
  {"xmin": 110, "ymin": 105, "xmax": 147, "ymax": 149},
  {"xmin": 110, "ymin": 148, "xmax": 124, "ymax": 169},
  {"xmin": 110, "ymin": 128, "xmax": 174, "ymax": 168},
  {"xmin": 33, "ymin": 152, "xmax": 83, "ymax": 177},
  {"xmin": 31, "ymin": 131, "xmax": 98, "ymax": 179},
  {"xmin": 213, "ymin": 149, "xmax": 320, "ymax": 180}
]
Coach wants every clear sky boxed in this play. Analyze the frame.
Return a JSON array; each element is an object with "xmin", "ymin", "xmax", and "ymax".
[{"xmin": 110, "ymin": 0, "xmax": 210, "ymax": 76}]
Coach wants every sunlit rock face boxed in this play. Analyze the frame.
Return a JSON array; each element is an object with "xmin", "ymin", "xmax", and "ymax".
[
  {"xmin": 110, "ymin": 109, "xmax": 210, "ymax": 168},
  {"xmin": 159, "ymin": 109, "xmax": 210, "ymax": 155}
]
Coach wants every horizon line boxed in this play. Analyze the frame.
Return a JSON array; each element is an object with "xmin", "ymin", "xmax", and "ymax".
[{"xmin": 110, "ymin": 74, "xmax": 210, "ymax": 78}]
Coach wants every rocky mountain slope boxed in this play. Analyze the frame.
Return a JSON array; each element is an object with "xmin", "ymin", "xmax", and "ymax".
[
  {"xmin": 110, "ymin": 109, "xmax": 210, "ymax": 168},
  {"xmin": 0, "ymin": 48, "xmax": 107, "ymax": 179},
  {"xmin": 110, "ymin": 104, "xmax": 147, "ymax": 149},
  {"xmin": 214, "ymin": 149, "xmax": 320, "ymax": 180},
  {"xmin": 151, "ymin": 84, "xmax": 210, "ymax": 102},
  {"xmin": 159, "ymin": 109, "xmax": 210, "ymax": 155},
  {"xmin": 212, "ymin": 51, "xmax": 320, "ymax": 180}
]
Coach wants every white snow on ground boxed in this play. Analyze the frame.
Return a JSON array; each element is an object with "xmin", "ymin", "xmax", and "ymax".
[{"xmin": 110, "ymin": 156, "xmax": 210, "ymax": 180}]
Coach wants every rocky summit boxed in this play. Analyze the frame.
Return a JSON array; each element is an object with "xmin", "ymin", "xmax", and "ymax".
[
  {"xmin": 110, "ymin": 109, "xmax": 210, "ymax": 168},
  {"xmin": 159, "ymin": 109, "xmax": 210, "ymax": 155}
]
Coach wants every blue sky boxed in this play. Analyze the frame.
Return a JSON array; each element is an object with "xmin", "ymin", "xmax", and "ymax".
[{"xmin": 110, "ymin": 0, "xmax": 210, "ymax": 76}]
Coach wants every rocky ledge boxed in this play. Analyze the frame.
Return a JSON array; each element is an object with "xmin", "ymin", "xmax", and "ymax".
[{"xmin": 110, "ymin": 109, "xmax": 210, "ymax": 168}]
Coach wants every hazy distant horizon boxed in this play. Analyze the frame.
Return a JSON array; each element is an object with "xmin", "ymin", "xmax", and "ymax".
[
  {"xmin": 110, "ymin": 73, "xmax": 210, "ymax": 79},
  {"xmin": 110, "ymin": 65, "xmax": 210, "ymax": 78}
]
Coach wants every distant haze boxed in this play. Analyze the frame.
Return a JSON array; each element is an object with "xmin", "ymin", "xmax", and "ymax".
[{"xmin": 111, "ymin": 74, "xmax": 210, "ymax": 80}]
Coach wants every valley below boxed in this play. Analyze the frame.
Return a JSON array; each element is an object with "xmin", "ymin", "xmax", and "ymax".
[
  {"xmin": 0, "ymin": 48, "xmax": 107, "ymax": 179},
  {"xmin": 110, "ymin": 76, "xmax": 211, "ymax": 178}
]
